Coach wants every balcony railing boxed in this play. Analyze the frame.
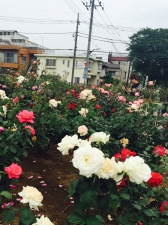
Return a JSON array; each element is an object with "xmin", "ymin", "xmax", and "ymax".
[{"xmin": 0, "ymin": 57, "xmax": 18, "ymax": 63}]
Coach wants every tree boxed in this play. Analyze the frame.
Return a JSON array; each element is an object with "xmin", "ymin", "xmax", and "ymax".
[{"xmin": 127, "ymin": 28, "xmax": 168, "ymax": 84}]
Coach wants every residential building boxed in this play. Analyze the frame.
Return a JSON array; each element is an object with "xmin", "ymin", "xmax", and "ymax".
[
  {"xmin": 35, "ymin": 54, "xmax": 105, "ymax": 85},
  {"xmin": 0, "ymin": 30, "xmax": 43, "ymax": 71},
  {"xmin": 102, "ymin": 53, "xmax": 131, "ymax": 82}
]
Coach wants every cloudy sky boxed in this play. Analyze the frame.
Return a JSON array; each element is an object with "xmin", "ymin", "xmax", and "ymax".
[{"xmin": 1, "ymin": 0, "xmax": 168, "ymax": 60}]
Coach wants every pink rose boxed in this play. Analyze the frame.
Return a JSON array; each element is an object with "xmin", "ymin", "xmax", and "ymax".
[
  {"xmin": 163, "ymin": 113, "xmax": 168, "ymax": 117},
  {"xmin": 0, "ymin": 127, "xmax": 5, "ymax": 132},
  {"xmin": 104, "ymin": 83, "xmax": 111, "ymax": 87},
  {"xmin": 32, "ymin": 86, "xmax": 38, "ymax": 90},
  {"xmin": 33, "ymin": 61, "xmax": 37, "ymax": 64},
  {"xmin": 133, "ymin": 100, "xmax": 141, "ymax": 107},
  {"xmin": 138, "ymin": 99, "xmax": 144, "ymax": 104},
  {"xmin": 118, "ymin": 96, "xmax": 126, "ymax": 102},
  {"xmin": 99, "ymin": 79, "xmax": 103, "ymax": 83},
  {"xmin": 16, "ymin": 110, "xmax": 35, "ymax": 123},
  {"xmin": 13, "ymin": 97, "xmax": 19, "ymax": 103},
  {"xmin": 24, "ymin": 125, "xmax": 36, "ymax": 136},
  {"xmin": 135, "ymin": 92, "xmax": 140, "ymax": 97},
  {"xmin": 148, "ymin": 81, "xmax": 154, "ymax": 86},
  {"xmin": 77, "ymin": 125, "xmax": 88, "ymax": 136},
  {"xmin": 4, "ymin": 163, "xmax": 22, "ymax": 179}
]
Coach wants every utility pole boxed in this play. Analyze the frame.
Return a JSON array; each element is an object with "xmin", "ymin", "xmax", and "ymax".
[
  {"xmin": 71, "ymin": 13, "xmax": 80, "ymax": 84},
  {"xmin": 82, "ymin": 0, "xmax": 104, "ymax": 86}
]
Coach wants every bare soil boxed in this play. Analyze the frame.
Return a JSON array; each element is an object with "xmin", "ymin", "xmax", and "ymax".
[{"xmin": 10, "ymin": 145, "xmax": 116, "ymax": 225}]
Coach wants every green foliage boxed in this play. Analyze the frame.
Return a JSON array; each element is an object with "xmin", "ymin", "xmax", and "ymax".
[{"xmin": 127, "ymin": 28, "xmax": 168, "ymax": 84}]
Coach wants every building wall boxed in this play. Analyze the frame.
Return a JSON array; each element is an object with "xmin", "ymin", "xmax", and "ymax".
[
  {"xmin": 36, "ymin": 55, "xmax": 104, "ymax": 85},
  {"xmin": 0, "ymin": 45, "xmax": 42, "ymax": 71}
]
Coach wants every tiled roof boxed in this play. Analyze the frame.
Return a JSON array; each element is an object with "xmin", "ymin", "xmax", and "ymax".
[{"xmin": 110, "ymin": 57, "xmax": 128, "ymax": 61}]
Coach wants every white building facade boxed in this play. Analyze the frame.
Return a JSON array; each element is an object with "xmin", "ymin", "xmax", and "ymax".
[{"xmin": 35, "ymin": 54, "xmax": 105, "ymax": 85}]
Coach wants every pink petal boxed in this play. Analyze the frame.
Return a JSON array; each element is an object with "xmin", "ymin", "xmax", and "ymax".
[
  {"xmin": 42, "ymin": 184, "xmax": 47, "ymax": 186},
  {"xmin": 70, "ymin": 201, "xmax": 74, "ymax": 204},
  {"xmin": 40, "ymin": 181, "xmax": 45, "ymax": 183},
  {"xmin": 10, "ymin": 185, "xmax": 16, "ymax": 189},
  {"xmin": 16, "ymin": 198, "xmax": 22, "ymax": 201},
  {"xmin": 28, "ymin": 176, "xmax": 33, "ymax": 179},
  {"xmin": 59, "ymin": 185, "xmax": 63, "ymax": 187},
  {"xmin": 43, "ymin": 170, "xmax": 46, "ymax": 172},
  {"xmin": 69, "ymin": 197, "xmax": 73, "ymax": 200},
  {"xmin": 32, "ymin": 161, "xmax": 36, "ymax": 163},
  {"xmin": 38, "ymin": 176, "xmax": 42, "ymax": 178}
]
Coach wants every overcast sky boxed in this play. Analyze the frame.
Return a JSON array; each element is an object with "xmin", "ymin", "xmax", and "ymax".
[{"xmin": 1, "ymin": 0, "xmax": 168, "ymax": 60}]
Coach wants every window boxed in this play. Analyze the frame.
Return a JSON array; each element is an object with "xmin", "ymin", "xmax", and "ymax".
[
  {"xmin": 46, "ymin": 59, "xmax": 56, "ymax": 67},
  {"xmin": 63, "ymin": 60, "xmax": 65, "ymax": 64},
  {"xmin": 110, "ymin": 71, "xmax": 116, "ymax": 76},
  {"xmin": 88, "ymin": 62, "xmax": 92, "ymax": 69},
  {"xmin": 4, "ymin": 52, "xmax": 17, "ymax": 63},
  {"xmin": 98, "ymin": 63, "xmax": 102, "ymax": 70},
  {"xmin": 67, "ymin": 60, "xmax": 70, "ymax": 67},
  {"xmin": 75, "ymin": 60, "xmax": 83, "ymax": 68},
  {"xmin": 22, "ymin": 56, "xmax": 26, "ymax": 64},
  {"xmin": 74, "ymin": 77, "xmax": 80, "ymax": 84}
]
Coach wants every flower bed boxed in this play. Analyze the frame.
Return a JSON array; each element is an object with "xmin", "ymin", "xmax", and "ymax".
[{"xmin": 0, "ymin": 69, "xmax": 168, "ymax": 224}]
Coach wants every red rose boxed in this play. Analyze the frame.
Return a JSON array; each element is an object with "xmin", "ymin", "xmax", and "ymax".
[
  {"xmin": 68, "ymin": 102, "xmax": 77, "ymax": 110},
  {"xmin": 24, "ymin": 125, "xmax": 36, "ymax": 136},
  {"xmin": 152, "ymin": 145, "xmax": 166, "ymax": 156},
  {"xmin": 103, "ymin": 112, "xmax": 107, "ymax": 117},
  {"xmin": 121, "ymin": 148, "xmax": 136, "ymax": 161},
  {"xmin": 114, "ymin": 153, "xmax": 122, "ymax": 161},
  {"xmin": 95, "ymin": 104, "xmax": 101, "ymax": 109},
  {"xmin": 5, "ymin": 163, "xmax": 22, "ymax": 179},
  {"xmin": 71, "ymin": 89, "xmax": 75, "ymax": 94},
  {"xmin": 117, "ymin": 178, "xmax": 127, "ymax": 189},
  {"xmin": 160, "ymin": 201, "xmax": 168, "ymax": 213},
  {"xmin": 137, "ymin": 222, "xmax": 143, "ymax": 225},
  {"xmin": 112, "ymin": 108, "xmax": 116, "ymax": 112},
  {"xmin": 147, "ymin": 172, "xmax": 163, "ymax": 187},
  {"xmin": 16, "ymin": 110, "xmax": 35, "ymax": 123}
]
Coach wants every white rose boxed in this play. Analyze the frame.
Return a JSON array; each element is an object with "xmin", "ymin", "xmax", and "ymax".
[
  {"xmin": 0, "ymin": 105, "xmax": 7, "ymax": 117},
  {"xmin": 18, "ymin": 186, "xmax": 43, "ymax": 210},
  {"xmin": 77, "ymin": 139, "xmax": 91, "ymax": 148},
  {"xmin": 87, "ymin": 94, "xmax": 96, "ymax": 101},
  {"xmin": 57, "ymin": 134, "xmax": 78, "ymax": 155},
  {"xmin": 77, "ymin": 125, "xmax": 88, "ymax": 136},
  {"xmin": 79, "ymin": 89, "xmax": 92, "ymax": 100},
  {"xmin": 79, "ymin": 108, "xmax": 88, "ymax": 117},
  {"xmin": 128, "ymin": 103, "xmax": 139, "ymax": 112},
  {"xmin": 49, "ymin": 99, "xmax": 61, "ymax": 107},
  {"xmin": 90, "ymin": 132, "xmax": 110, "ymax": 144},
  {"xmin": 17, "ymin": 75, "xmax": 25, "ymax": 83},
  {"xmin": 96, "ymin": 157, "xmax": 124, "ymax": 181},
  {"xmin": 123, "ymin": 156, "xmax": 151, "ymax": 184},
  {"xmin": 1, "ymin": 96, "xmax": 9, "ymax": 100},
  {"xmin": 0, "ymin": 89, "xmax": 6, "ymax": 97},
  {"xmin": 72, "ymin": 145, "xmax": 105, "ymax": 178},
  {"xmin": 32, "ymin": 215, "xmax": 54, "ymax": 225}
]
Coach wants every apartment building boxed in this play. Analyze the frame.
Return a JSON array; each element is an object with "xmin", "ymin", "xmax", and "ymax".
[
  {"xmin": 0, "ymin": 30, "xmax": 42, "ymax": 71},
  {"xmin": 35, "ymin": 54, "xmax": 105, "ymax": 85}
]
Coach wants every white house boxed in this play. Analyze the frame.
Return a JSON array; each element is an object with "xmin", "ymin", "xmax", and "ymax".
[{"xmin": 35, "ymin": 54, "xmax": 105, "ymax": 85}]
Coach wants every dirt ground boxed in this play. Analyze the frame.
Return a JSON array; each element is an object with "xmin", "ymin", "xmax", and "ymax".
[{"xmin": 10, "ymin": 145, "xmax": 116, "ymax": 225}]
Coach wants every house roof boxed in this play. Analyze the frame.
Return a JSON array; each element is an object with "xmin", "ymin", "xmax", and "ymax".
[
  {"xmin": 109, "ymin": 57, "xmax": 128, "ymax": 61},
  {"xmin": 102, "ymin": 63, "xmax": 120, "ymax": 69}
]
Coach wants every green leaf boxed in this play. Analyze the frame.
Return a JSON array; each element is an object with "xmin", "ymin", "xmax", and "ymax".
[
  {"xmin": 97, "ymin": 195, "xmax": 109, "ymax": 212},
  {"xmin": 10, "ymin": 145, "xmax": 17, "ymax": 153},
  {"xmin": 132, "ymin": 203, "xmax": 142, "ymax": 210},
  {"xmin": 67, "ymin": 212, "xmax": 84, "ymax": 224},
  {"xmin": 20, "ymin": 207, "xmax": 34, "ymax": 225},
  {"xmin": 67, "ymin": 179, "xmax": 78, "ymax": 197},
  {"xmin": 109, "ymin": 194, "xmax": 121, "ymax": 209},
  {"xmin": 119, "ymin": 192, "xmax": 130, "ymax": 200},
  {"xmin": 106, "ymin": 179, "xmax": 117, "ymax": 194},
  {"xmin": 86, "ymin": 216, "xmax": 102, "ymax": 225},
  {"xmin": 95, "ymin": 215, "xmax": 105, "ymax": 222},
  {"xmin": 144, "ymin": 209, "xmax": 159, "ymax": 217},
  {"xmin": 0, "ymin": 191, "xmax": 12, "ymax": 199},
  {"xmin": 3, "ymin": 209, "xmax": 15, "ymax": 223},
  {"xmin": 80, "ymin": 189, "xmax": 97, "ymax": 209}
]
